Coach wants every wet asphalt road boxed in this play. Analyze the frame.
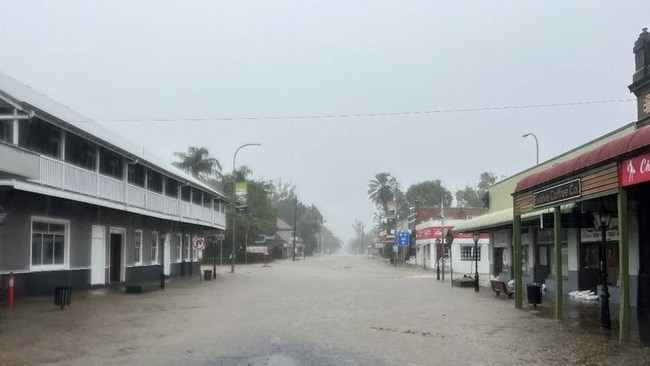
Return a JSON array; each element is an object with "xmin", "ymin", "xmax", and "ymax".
[{"xmin": 1, "ymin": 255, "xmax": 649, "ymax": 365}]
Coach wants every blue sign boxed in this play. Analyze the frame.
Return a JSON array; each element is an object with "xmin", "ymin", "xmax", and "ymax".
[{"xmin": 397, "ymin": 230, "xmax": 411, "ymax": 246}]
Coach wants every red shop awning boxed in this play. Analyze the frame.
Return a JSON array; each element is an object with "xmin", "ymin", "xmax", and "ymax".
[{"xmin": 515, "ymin": 125, "xmax": 650, "ymax": 193}]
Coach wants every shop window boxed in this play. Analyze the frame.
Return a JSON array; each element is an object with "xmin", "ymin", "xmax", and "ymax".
[
  {"xmin": 184, "ymin": 235, "xmax": 191, "ymax": 260},
  {"xmin": 521, "ymin": 246, "xmax": 529, "ymax": 276},
  {"xmin": 99, "ymin": 147, "xmax": 123, "ymax": 179},
  {"xmin": 460, "ymin": 245, "xmax": 480, "ymax": 261},
  {"xmin": 31, "ymin": 218, "xmax": 68, "ymax": 269},
  {"xmin": 549, "ymin": 245, "xmax": 569, "ymax": 280},
  {"xmin": 134, "ymin": 230, "xmax": 143, "ymax": 265},
  {"xmin": 606, "ymin": 242, "xmax": 619, "ymax": 286},
  {"xmin": 19, "ymin": 117, "xmax": 62, "ymax": 158},
  {"xmin": 176, "ymin": 234, "xmax": 182, "ymax": 262},
  {"xmin": 151, "ymin": 232, "xmax": 159, "ymax": 264}
]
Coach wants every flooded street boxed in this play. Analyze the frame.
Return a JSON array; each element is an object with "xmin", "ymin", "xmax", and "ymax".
[{"xmin": 1, "ymin": 255, "xmax": 649, "ymax": 365}]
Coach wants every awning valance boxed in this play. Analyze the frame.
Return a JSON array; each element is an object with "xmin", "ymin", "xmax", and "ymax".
[{"xmin": 515, "ymin": 125, "xmax": 650, "ymax": 194}]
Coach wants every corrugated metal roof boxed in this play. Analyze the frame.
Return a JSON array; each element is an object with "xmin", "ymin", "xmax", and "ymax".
[
  {"xmin": 515, "ymin": 125, "xmax": 650, "ymax": 194},
  {"xmin": 0, "ymin": 71, "xmax": 225, "ymax": 198}
]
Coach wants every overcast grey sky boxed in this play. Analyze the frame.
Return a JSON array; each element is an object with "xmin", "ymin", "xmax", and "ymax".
[{"xmin": 1, "ymin": 1, "xmax": 648, "ymax": 242}]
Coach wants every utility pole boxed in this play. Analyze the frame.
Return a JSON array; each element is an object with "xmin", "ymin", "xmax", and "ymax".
[{"xmin": 292, "ymin": 196, "xmax": 298, "ymax": 262}]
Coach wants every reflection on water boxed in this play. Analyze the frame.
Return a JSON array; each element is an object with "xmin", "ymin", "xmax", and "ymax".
[{"xmin": 527, "ymin": 294, "xmax": 650, "ymax": 344}]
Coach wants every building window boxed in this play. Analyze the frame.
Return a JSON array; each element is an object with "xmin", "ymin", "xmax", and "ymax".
[
  {"xmin": 127, "ymin": 163, "xmax": 146, "ymax": 187},
  {"xmin": 460, "ymin": 245, "xmax": 480, "ymax": 261},
  {"xmin": 147, "ymin": 169, "xmax": 163, "ymax": 194},
  {"xmin": 184, "ymin": 235, "xmax": 191, "ymax": 260},
  {"xmin": 166, "ymin": 177, "xmax": 179, "ymax": 198},
  {"xmin": 99, "ymin": 147, "xmax": 123, "ymax": 179},
  {"xmin": 176, "ymin": 234, "xmax": 182, "ymax": 262},
  {"xmin": 0, "ymin": 117, "xmax": 12, "ymax": 143},
  {"xmin": 19, "ymin": 117, "xmax": 62, "ymax": 158},
  {"xmin": 151, "ymin": 232, "xmax": 159, "ymax": 264},
  {"xmin": 31, "ymin": 218, "xmax": 68, "ymax": 269},
  {"xmin": 134, "ymin": 230, "xmax": 143, "ymax": 265},
  {"xmin": 192, "ymin": 188, "xmax": 202, "ymax": 205},
  {"xmin": 65, "ymin": 132, "xmax": 97, "ymax": 170}
]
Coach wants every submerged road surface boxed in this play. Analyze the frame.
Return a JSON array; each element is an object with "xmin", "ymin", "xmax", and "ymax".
[{"xmin": 0, "ymin": 255, "xmax": 648, "ymax": 365}]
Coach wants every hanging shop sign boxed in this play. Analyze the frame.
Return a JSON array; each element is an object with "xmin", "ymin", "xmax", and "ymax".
[
  {"xmin": 620, "ymin": 152, "xmax": 650, "ymax": 187},
  {"xmin": 581, "ymin": 218, "xmax": 620, "ymax": 242},
  {"xmin": 532, "ymin": 179, "xmax": 581, "ymax": 208},
  {"xmin": 192, "ymin": 237, "xmax": 205, "ymax": 250}
]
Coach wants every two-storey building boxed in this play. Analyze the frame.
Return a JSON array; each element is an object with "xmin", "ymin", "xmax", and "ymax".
[{"xmin": 0, "ymin": 71, "xmax": 227, "ymax": 297}]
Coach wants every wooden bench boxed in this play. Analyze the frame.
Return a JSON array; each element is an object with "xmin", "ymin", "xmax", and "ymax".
[{"xmin": 490, "ymin": 280, "xmax": 514, "ymax": 299}]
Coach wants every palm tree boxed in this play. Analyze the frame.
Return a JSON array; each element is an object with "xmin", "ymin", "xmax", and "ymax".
[
  {"xmin": 367, "ymin": 172, "xmax": 400, "ymax": 212},
  {"xmin": 172, "ymin": 146, "xmax": 222, "ymax": 180}
]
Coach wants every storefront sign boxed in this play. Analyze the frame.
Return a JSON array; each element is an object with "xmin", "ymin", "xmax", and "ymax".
[
  {"xmin": 532, "ymin": 179, "xmax": 581, "ymax": 208},
  {"xmin": 620, "ymin": 152, "xmax": 650, "ymax": 187},
  {"xmin": 415, "ymin": 227, "xmax": 489, "ymax": 241},
  {"xmin": 581, "ymin": 218, "xmax": 619, "ymax": 242}
]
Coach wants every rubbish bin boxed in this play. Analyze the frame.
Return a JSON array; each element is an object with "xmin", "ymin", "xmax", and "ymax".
[
  {"xmin": 54, "ymin": 286, "xmax": 72, "ymax": 310},
  {"xmin": 203, "ymin": 270, "xmax": 212, "ymax": 281},
  {"xmin": 526, "ymin": 283, "xmax": 542, "ymax": 307}
]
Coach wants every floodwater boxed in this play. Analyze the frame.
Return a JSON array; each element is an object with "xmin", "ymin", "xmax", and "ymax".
[{"xmin": 0, "ymin": 255, "xmax": 649, "ymax": 365}]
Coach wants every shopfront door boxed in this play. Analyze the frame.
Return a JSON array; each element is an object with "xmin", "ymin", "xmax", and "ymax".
[{"xmin": 579, "ymin": 243, "xmax": 600, "ymax": 293}]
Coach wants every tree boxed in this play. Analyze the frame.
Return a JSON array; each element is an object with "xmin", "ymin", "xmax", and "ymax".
[
  {"xmin": 367, "ymin": 172, "xmax": 400, "ymax": 212},
  {"xmin": 455, "ymin": 171, "xmax": 498, "ymax": 208},
  {"xmin": 404, "ymin": 180, "xmax": 453, "ymax": 208},
  {"xmin": 172, "ymin": 146, "xmax": 222, "ymax": 181}
]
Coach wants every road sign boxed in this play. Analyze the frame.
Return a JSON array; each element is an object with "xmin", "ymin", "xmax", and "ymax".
[
  {"xmin": 397, "ymin": 230, "xmax": 411, "ymax": 246},
  {"xmin": 192, "ymin": 237, "xmax": 205, "ymax": 250},
  {"xmin": 215, "ymin": 233, "xmax": 225, "ymax": 241},
  {"xmin": 392, "ymin": 245, "xmax": 398, "ymax": 253}
]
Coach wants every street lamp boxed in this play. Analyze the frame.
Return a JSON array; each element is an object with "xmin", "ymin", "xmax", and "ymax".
[
  {"xmin": 522, "ymin": 133, "xmax": 539, "ymax": 165},
  {"xmin": 472, "ymin": 232, "xmax": 480, "ymax": 292},
  {"xmin": 231, "ymin": 143, "xmax": 261, "ymax": 274},
  {"xmin": 435, "ymin": 238, "xmax": 442, "ymax": 280},
  {"xmin": 593, "ymin": 208, "xmax": 613, "ymax": 329}
]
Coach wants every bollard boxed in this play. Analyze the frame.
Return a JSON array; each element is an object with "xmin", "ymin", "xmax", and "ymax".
[
  {"xmin": 160, "ymin": 273, "xmax": 165, "ymax": 290},
  {"xmin": 54, "ymin": 286, "xmax": 72, "ymax": 310},
  {"xmin": 8, "ymin": 272, "xmax": 15, "ymax": 306}
]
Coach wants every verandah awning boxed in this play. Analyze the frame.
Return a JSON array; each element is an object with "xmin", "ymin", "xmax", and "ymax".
[
  {"xmin": 515, "ymin": 125, "xmax": 650, "ymax": 194},
  {"xmin": 453, "ymin": 204, "xmax": 576, "ymax": 233}
]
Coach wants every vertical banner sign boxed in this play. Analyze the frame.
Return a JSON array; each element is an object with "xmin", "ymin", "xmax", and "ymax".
[{"xmin": 235, "ymin": 181, "xmax": 248, "ymax": 214}]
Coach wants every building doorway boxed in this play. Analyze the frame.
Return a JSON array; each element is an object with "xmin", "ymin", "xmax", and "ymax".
[
  {"xmin": 579, "ymin": 243, "xmax": 600, "ymax": 293},
  {"xmin": 535, "ymin": 245, "xmax": 551, "ymax": 284},
  {"xmin": 109, "ymin": 230, "xmax": 124, "ymax": 282}
]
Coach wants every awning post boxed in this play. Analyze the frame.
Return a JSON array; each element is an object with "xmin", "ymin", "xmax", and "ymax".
[
  {"xmin": 514, "ymin": 213, "xmax": 523, "ymax": 308},
  {"xmin": 618, "ymin": 188, "xmax": 630, "ymax": 341},
  {"xmin": 554, "ymin": 205, "xmax": 563, "ymax": 320}
]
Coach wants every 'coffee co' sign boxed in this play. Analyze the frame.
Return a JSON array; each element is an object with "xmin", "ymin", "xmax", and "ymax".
[{"xmin": 532, "ymin": 179, "xmax": 581, "ymax": 208}]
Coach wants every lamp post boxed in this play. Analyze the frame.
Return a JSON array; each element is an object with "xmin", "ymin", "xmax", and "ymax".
[
  {"xmin": 435, "ymin": 238, "xmax": 442, "ymax": 280},
  {"xmin": 231, "ymin": 143, "xmax": 261, "ymax": 274},
  {"xmin": 593, "ymin": 209, "xmax": 613, "ymax": 329},
  {"xmin": 522, "ymin": 133, "xmax": 539, "ymax": 165},
  {"xmin": 472, "ymin": 232, "xmax": 480, "ymax": 292}
]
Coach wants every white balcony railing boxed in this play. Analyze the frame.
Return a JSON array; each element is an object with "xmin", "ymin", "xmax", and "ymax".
[{"xmin": 36, "ymin": 156, "xmax": 225, "ymax": 227}]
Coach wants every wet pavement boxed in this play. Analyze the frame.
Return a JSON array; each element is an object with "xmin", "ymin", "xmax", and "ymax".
[{"xmin": 1, "ymin": 255, "xmax": 649, "ymax": 365}]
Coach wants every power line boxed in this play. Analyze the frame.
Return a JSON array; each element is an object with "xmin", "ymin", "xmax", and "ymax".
[{"xmin": 89, "ymin": 98, "xmax": 635, "ymax": 124}]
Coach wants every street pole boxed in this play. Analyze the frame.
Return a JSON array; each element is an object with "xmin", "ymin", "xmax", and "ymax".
[
  {"xmin": 600, "ymin": 222, "xmax": 611, "ymax": 328},
  {"xmin": 231, "ymin": 143, "xmax": 261, "ymax": 274},
  {"xmin": 523, "ymin": 133, "xmax": 539, "ymax": 165},
  {"xmin": 292, "ymin": 196, "xmax": 298, "ymax": 262}
]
